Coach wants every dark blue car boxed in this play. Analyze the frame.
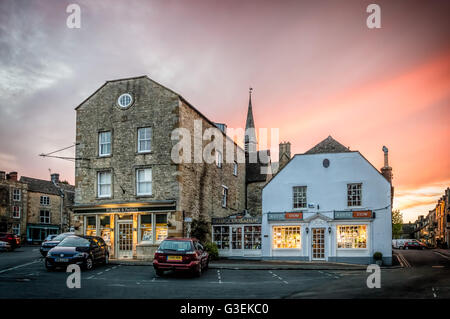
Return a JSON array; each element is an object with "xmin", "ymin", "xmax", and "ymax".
[{"xmin": 45, "ymin": 235, "xmax": 109, "ymax": 271}]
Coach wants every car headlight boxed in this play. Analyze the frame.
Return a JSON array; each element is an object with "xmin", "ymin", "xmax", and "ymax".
[{"xmin": 47, "ymin": 251, "xmax": 53, "ymax": 257}]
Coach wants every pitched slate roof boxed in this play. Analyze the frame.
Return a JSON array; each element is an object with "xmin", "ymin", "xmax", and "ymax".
[
  {"xmin": 246, "ymin": 150, "xmax": 271, "ymax": 183},
  {"xmin": 20, "ymin": 177, "xmax": 75, "ymax": 196},
  {"xmin": 304, "ymin": 136, "xmax": 351, "ymax": 154}
]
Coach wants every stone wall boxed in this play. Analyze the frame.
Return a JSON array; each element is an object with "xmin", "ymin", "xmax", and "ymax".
[
  {"xmin": 247, "ymin": 181, "xmax": 265, "ymax": 216},
  {"xmin": 0, "ymin": 179, "xmax": 28, "ymax": 239},
  {"xmin": 27, "ymin": 192, "xmax": 62, "ymax": 226}
]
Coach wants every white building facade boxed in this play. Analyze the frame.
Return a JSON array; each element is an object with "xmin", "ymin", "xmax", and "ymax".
[{"xmin": 261, "ymin": 137, "xmax": 393, "ymax": 265}]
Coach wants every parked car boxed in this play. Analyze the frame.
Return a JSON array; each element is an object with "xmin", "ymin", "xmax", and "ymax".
[
  {"xmin": 40, "ymin": 232, "xmax": 74, "ymax": 256},
  {"xmin": 404, "ymin": 241, "xmax": 427, "ymax": 250},
  {"xmin": 153, "ymin": 237, "xmax": 209, "ymax": 277},
  {"xmin": 44, "ymin": 234, "xmax": 58, "ymax": 242},
  {"xmin": 0, "ymin": 232, "xmax": 21, "ymax": 250},
  {"xmin": 0, "ymin": 240, "xmax": 12, "ymax": 251},
  {"xmin": 45, "ymin": 235, "xmax": 109, "ymax": 271}
]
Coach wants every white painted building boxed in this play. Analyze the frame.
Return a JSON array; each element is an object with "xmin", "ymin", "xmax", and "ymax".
[{"xmin": 261, "ymin": 136, "xmax": 393, "ymax": 265}]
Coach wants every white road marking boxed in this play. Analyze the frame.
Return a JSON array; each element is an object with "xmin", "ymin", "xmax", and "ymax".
[
  {"xmin": 0, "ymin": 260, "xmax": 40, "ymax": 274},
  {"xmin": 433, "ymin": 251, "xmax": 450, "ymax": 260},
  {"xmin": 217, "ymin": 270, "xmax": 222, "ymax": 283},
  {"xmin": 97, "ymin": 272, "xmax": 103, "ymax": 275},
  {"xmin": 268, "ymin": 271, "xmax": 288, "ymax": 284},
  {"xmin": 87, "ymin": 275, "xmax": 94, "ymax": 279},
  {"xmin": 105, "ymin": 268, "xmax": 111, "ymax": 272}
]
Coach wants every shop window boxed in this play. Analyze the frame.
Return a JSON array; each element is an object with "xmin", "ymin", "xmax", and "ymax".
[
  {"xmin": 233, "ymin": 161, "xmax": 238, "ymax": 176},
  {"xmin": 155, "ymin": 214, "xmax": 168, "ymax": 242},
  {"xmin": 231, "ymin": 226, "xmax": 242, "ymax": 249},
  {"xmin": 100, "ymin": 216, "xmax": 111, "ymax": 247},
  {"xmin": 40, "ymin": 210, "xmax": 50, "ymax": 224},
  {"xmin": 40, "ymin": 196, "xmax": 50, "ymax": 206},
  {"xmin": 216, "ymin": 151, "xmax": 222, "ymax": 168},
  {"xmin": 222, "ymin": 186, "xmax": 228, "ymax": 208},
  {"xmin": 140, "ymin": 214, "xmax": 153, "ymax": 243},
  {"xmin": 213, "ymin": 226, "xmax": 230, "ymax": 249},
  {"xmin": 86, "ymin": 216, "xmax": 97, "ymax": 236},
  {"xmin": 12, "ymin": 206, "xmax": 20, "ymax": 219},
  {"xmin": 272, "ymin": 226, "xmax": 301, "ymax": 249},
  {"xmin": 293, "ymin": 186, "xmax": 307, "ymax": 209},
  {"xmin": 347, "ymin": 183, "xmax": 362, "ymax": 206},
  {"xmin": 337, "ymin": 225, "xmax": 367, "ymax": 248},
  {"xmin": 244, "ymin": 226, "xmax": 261, "ymax": 249}
]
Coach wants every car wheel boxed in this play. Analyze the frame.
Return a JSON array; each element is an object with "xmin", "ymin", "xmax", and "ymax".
[
  {"xmin": 45, "ymin": 260, "xmax": 55, "ymax": 271},
  {"xmin": 194, "ymin": 263, "xmax": 202, "ymax": 277},
  {"xmin": 84, "ymin": 257, "xmax": 94, "ymax": 271},
  {"xmin": 155, "ymin": 269, "xmax": 164, "ymax": 277}
]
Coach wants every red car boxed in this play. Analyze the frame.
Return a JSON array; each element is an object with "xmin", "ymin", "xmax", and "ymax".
[
  {"xmin": 0, "ymin": 232, "xmax": 21, "ymax": 251},
  {"xmin": 404, "ymin": 241, "xmax": 427, "ymax": 250},
  {"xmin": 153, "ymin": 238, "xmax": 209, "ymax": 277}
]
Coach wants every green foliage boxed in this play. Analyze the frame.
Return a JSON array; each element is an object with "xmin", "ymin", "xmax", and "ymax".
[
  {"xmin": 204, "ymin": 242, "xmax": 219, "ymax": 260},
  {"xmin": 190, "ymin": 215, "xmax": 210, "ymax": 243},
  {"xmin": 373, "ymin": 251, "xmax": 383, "ymax": 260},
  {"xmin": 392, "ymin": 210, "xmax": 403, "ymax": 239}
]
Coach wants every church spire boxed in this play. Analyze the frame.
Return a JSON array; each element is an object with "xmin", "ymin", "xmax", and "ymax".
[{"xmin": 245, "ymin": 87, "xmax": 257, "ymax": 153}]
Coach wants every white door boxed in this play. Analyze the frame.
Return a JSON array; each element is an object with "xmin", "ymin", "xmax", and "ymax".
[
  {"xmin": 117, "ymin": 221, "xmax": 133, "ymax": 259},
  {"xmin": 311, "ymin": 228, "xmax": 325, "ymax": 260}
]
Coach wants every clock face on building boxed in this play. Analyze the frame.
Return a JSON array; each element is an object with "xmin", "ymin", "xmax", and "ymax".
[{"xmin": 117, "ymin": 93, "xmax": 133, "ymax": 108}]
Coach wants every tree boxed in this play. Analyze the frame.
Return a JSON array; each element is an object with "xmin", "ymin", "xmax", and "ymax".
[
  {"xmin": 392, "ymin": 210, "xmax": 403, "ymax": 239},
  {"xmin": 190, "ymin": 214, "xmax": 210, "ymax": 243}
]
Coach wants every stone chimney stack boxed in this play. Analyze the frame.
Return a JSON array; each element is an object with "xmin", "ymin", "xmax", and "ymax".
[
  {"xmin": 279, "ymin": 142, "xmax": 291, "ymax": 170},
  {"xmin": 51, "ymin": 173, "xmax": 60, "ymax": 184},
  {"xmin": 380, "ymin": 146, "xmax": 393, "ymax": 184},
  {"xmin": 7, "ymin": 171, "xmax": 18, "ymax": 181}
]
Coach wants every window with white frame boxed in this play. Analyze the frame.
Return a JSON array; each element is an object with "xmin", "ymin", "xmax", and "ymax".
[
  {"xmin": 97, "ymin": 171, "xmax": 112, "ymax": 198},
  {"xmin": 347, "ymin": 183, "xmax": 362, "ymax": 206},
  {"xmin": 272, "ymin": 226, "xmax": 301, "ymax": 249},
  {"xmin": 233, "ymin": 161, "xmax": 238, "ymax": 176},
  {"xmin": 40, "ymin": 210, "xmax": 50, "ymax": 224},
  {"xmin": 216, "ymin": 151, "xmax": 222, "ymax": 168},
  {"xmin": 337, "ymin": 225, "xmax": 367, "ymax": 248},
  {"xmin": 137, "ymin": 127, "xmax": 152, "ymax": 153},
  {"xmin": 293, "ymin": 186, "xmax": 307, "ymax": 209},
  {"xmin": 12, "ymin": 224, "xmax": 20, "ymax": 236},
  {"xmin": 136, "ymin": 168, "xmax": 152, "ymax": 196},
  {"xmin": 13, "ymin": 189, "xmax": 21, "ymax": 201},
  {"xmin": 12, "ymin": 206, "xmax": 20, "ymax": 218},
  {"xmin": 40, "ymin": 195, "xmax": 50, "ymax": 206},
  {"xmin": 222, "ymin": 186, "xmax": 228, "ymax": 207},
  {"xmin": 99, "ymin": 131, "xmax": 111, "ymax": 156}
]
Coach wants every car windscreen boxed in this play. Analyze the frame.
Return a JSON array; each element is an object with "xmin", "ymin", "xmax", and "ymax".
[
  {"xmin": 159, "ymin": 240, "xmax": 193, "ymax": 251},
  {"xmin": 52, "ymin": 233, "xmax": 73, "ymax": 241},
  {"xmin": 58, "ymin": 237, "xmax": 90, "ymax": 247}
]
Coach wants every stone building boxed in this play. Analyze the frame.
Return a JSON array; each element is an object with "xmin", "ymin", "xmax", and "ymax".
[
  {"xmin": 20, "ymin": 173, "xmax": 75, "ymax": 243},
  {"xmin": 73, "ymin": 76, "xmax": 246, "ymax": 260},
  {"xmin": 0, "ymin": 171, "xmax": 28, "ymax": 240}
]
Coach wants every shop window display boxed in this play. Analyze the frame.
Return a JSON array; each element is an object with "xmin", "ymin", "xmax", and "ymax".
[
  {"xmin": 140, "ymin": 214, "xmax": 153, "ymax": 243},
  {"xmin": 244, "ymin": 226, "xmax": 261, "ymax": 249},
  {"xmin": 155, "ymin": 214, "xmax": 168, "ymax": 242},
  {"xmin": 337, "ymin": 225, "xmax": 367, "ymax": 248},
  {"xmin": 231, "ymin": 226, "xmax": 242, "ymax": 249},
  {"xmin": 100, "ymin": 215, "xmax": 111, "ymax": 247},
  {"xmin": 213, "ymin": 226, "xmax": 230, "ymax": 249},
  {"xmin": 86, "ymin": 216, "xmax": 96, "ymax": 236},
  {"xmin": 272, "ymin": 226, "xmax": 301, "ymax": 249}
]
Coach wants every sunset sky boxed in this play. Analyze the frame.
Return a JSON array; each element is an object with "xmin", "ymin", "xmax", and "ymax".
[{"xmin": 0, "ymin": 0, "xmax": 448, "ymax": 223}]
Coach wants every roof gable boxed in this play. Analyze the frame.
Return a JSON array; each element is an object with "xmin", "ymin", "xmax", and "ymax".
[{"xmin": 304, "ymin": 136, "xmax": 351, "ymax": 154}]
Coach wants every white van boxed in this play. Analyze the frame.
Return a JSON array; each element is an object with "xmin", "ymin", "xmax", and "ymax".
[{"xmin": 393, "ymin": 239, "xmax": 417, "ymax": 249}]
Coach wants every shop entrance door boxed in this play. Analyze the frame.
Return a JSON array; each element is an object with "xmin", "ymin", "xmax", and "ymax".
[
  {"xmin": 312, "ymin": 228, "xmax": 325, "ymax": 260},
  {"xmin": 117, "ymin": 221, "xmax": 133, "ymax": 259}
]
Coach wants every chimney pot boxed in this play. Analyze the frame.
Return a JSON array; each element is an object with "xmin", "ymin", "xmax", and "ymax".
[
  {"xmin": 8, "ymin": 172, "xmax": 18, "ymax": 181},
  {"xmin": 51, "ymin": 173, "xmax": 60, "ymax": 184}
]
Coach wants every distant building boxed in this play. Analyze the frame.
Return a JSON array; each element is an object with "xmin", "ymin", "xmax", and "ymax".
[
  {"xmin": 20, "ymin": 173, "xmax": 74, "ymax": 243},
  {"xmin": 0, "ymin": 171, "xmax": 28, "ymax": 240}
]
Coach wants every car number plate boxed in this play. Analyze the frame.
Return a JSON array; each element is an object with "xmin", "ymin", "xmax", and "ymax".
[
  {"xmin": 167, "ymin": 255, "xmax": 182, "ymax": 261},
  {"xmin": 55, "ymin": 258, "xmax": 69, "ymax": 262}
]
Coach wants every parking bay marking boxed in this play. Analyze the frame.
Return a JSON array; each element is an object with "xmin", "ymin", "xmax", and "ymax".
[{"xmin": 0, "ymin": 260, "xmax": 41, "ymax": 274}]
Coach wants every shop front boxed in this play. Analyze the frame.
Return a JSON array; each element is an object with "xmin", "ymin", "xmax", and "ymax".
[
  {"xmin": 212, "ymin": 215, "xmax": 262, "ymax": 258},
  {"xmin": 262, "ymin": 211, "xmax": 375, "ymax": 264},
  {"xmin": 26, "ymin": 224, "xmax": 60, "ymax": 243},
  {"xmin": 73, "ymin": 201, "xmax": 179, "ymax": 260}
]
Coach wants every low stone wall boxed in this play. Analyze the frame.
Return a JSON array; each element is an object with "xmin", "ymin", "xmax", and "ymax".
[{"xmin": 136, "ymin": 242, "xmax": 159, "ymax": 261}]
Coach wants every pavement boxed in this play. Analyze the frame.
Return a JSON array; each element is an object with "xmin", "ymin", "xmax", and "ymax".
[{"xmin": 0, "ymin": 246, "xmax": 449, "ymax": 298}]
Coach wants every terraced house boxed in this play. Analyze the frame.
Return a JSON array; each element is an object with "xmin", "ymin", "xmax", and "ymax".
[{"xmin": 73, "ymin": 76, "xmax": 246, "ymax": 260}]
